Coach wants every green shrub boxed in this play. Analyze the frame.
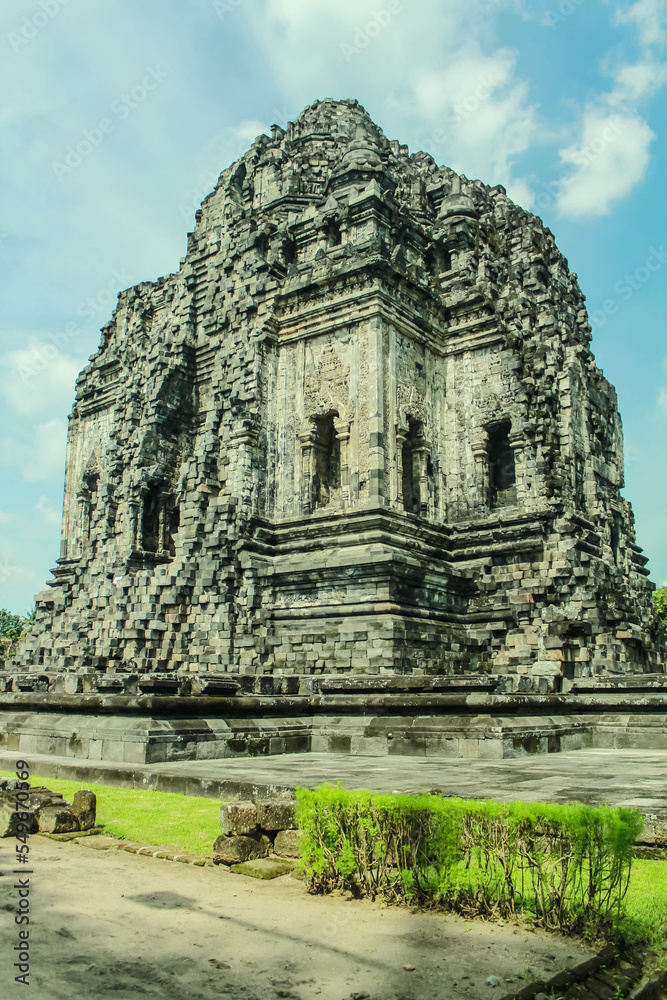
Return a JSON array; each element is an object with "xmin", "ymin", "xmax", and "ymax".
[
  {"xmin": 296, "ymin": 784, "xmax": 643, "ymax": 936},
  {"xmin": 0, "ymin": 608, "xmax": 35, "ymax": 658},
  {"xmin": 653, "ymin": 586, "xmax": 667, "ymax": 636}
]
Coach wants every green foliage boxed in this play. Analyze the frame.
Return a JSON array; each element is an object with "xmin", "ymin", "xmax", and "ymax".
[
  {"xmin": 0, "ymin": 607, "xmax": 35, "ymax": 658},
  {"xmin": 621, "ymin": 858, "xmax": 667, "ymax": 968},
  {"xmin": 653, "ymin": 586, "xmax": 667, "ymax": 635},
  {"xmin": 296, "ymin": 784, "xmax": 644, "ymax": 937},
  {"xmin": 0, "ymin": 609, "xmax": 28, "ymax": 642},
  {"xmin": 0, "ymin": 772, "xmax": 221, "ymax": 854}
]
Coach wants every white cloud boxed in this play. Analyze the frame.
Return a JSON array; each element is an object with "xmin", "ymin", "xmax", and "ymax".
[
  {"xmin": 237, "ymin": 0, "xmax": 390, "ymax": 100},
  {"xmin": 1, "ymin": 418, "xmax": 68, "ymax": 483},
  {"xmin": 659, "ymin": 385, "xmax": 667, "ymax": 418},
  {"xmin": 227, "ymin": 119, "xmax": 271, "ymax": 146},
  {"xmin": 0, "ymin": 540, "xmax": 46, "ymax": 602},
  {"xmin": 609, "ymin": 56, "xmax": 667, "ymax": 102},
  {"xmin": 615, "ymin": 0, "xmax": 667, "ymax": 47},
  {"xmin": 397, "ymin": 52, "xmax": 536, "ymax": 200},
  {"xmin": 0, "ymin": 551, "xmax": 16, "ymax": 587},
  {"xmin": 556, "ymin": 112, "xmax": 654, "ymax": 216},
  {"xmin": 552, "ymin": 0, "xmax": 667, "ymax": 217},
  {"xmin": 0, "ymin": 339, "xmax": 82, "ymax": 420},
  {"xmin": 244, "ymin": 0, "xmax": 536, "ymax": 198},
  {"xmin": 23, "ymin": 420, "xmax": 68, "ymax": 483},
  {"xmin": 35, "ymin": 495, "xmax": 62, "ymax": 527}
]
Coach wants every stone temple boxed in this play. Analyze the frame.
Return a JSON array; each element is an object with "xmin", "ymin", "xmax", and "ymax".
[{"xmin": 3, "ymin": 98, "xmax": 665, "ymax": 763}]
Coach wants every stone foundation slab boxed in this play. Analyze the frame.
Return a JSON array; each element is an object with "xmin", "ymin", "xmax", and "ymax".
[{"xmin": 1, "ymin": 708, "xmax": 666, "ymax": 764}]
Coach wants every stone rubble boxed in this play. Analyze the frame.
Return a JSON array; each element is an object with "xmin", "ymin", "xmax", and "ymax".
[
  {"xmin": 214, "ymin": 795, "xmax": 299, "ymax": 864},
  {"xmin": 0, "ymin": 780, "xmax": 96, "ymax": 836}
]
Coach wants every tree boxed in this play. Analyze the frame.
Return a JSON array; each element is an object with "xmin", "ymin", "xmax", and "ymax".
[
  {"xmin": 654, "ymin": 587, "xmax": 667, "ymax": 636},
  {"xmin": 0, "ymin": 608, "xmax": 35, "ymax": 658}
]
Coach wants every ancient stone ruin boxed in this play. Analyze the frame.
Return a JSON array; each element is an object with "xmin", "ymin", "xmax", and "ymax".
[
  {"xmin": 2, "ymin": 98, "xmax": 665, "ymax": 762},
  {"xmin": 214, "ymin": 797, "xmax": 300, "ymax": 870},
  {"xmin": 0, "ymin": 778, "xmax": 96, "ymax": 837}
]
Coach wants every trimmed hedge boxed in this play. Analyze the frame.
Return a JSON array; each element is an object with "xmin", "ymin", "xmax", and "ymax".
[{"xmin": 295, "ymin": 784, "xmax": 643, "ymax": 935}]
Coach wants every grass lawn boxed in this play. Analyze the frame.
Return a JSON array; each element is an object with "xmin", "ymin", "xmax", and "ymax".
[
  {"xmin": 0, "ymin": 772, "xmax": 221, "ymax": 855},
  {"xmin": 621, "ymin": 857, "xmax": 667, "ymax": 968}
]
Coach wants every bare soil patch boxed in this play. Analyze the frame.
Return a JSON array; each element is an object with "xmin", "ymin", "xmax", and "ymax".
[{"xmin": 0, "ymin": 836, "xmax": 595, "ymax": 999}]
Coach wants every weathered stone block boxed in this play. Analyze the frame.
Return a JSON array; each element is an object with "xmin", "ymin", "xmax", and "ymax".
[
  {"xmin": 38, "ymin": 807, "xmax": 80, "ymax": 835},
  {"xmin": 219, "ymin": 799, "xmax": 258, "ymax": 836},
  {"xmin": 0, "ymin": 802, "xmax": 21, "ymax": 838},
  {"xmin": 213, "ymin": 833, "xmax": 270, "ymax": 864},
  {"xmin": 273, "ymin": 828, "xmax": 302, "ymax": 857},
  {"xmin": 71, "ymin": 790, "xmax": 96, "ymax": 830},
  {"xmin": 531, "ymin": 661, "xmax": 561, "ymax": 677},
  {"xmin": 230, "ymin": 858, "xmax": 296, "ymax": 879},
  {"xmin": 256, "ymin": 798, "xmax": 297, "ymax": 831}
]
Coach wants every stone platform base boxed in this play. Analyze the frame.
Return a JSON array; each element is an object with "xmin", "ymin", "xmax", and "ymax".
[
  {"xmin": 1, "ymin": 707, "xmax": 666, "ymax": 764},
  {"xmin": 1, "ymin": 672, "xmax": 665, "ymax": 763}
]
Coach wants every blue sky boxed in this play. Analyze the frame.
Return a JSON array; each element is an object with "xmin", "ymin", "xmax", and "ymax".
[{"xmin": 0, "ymin": 0, "xmax": 666, "ymax": 613}]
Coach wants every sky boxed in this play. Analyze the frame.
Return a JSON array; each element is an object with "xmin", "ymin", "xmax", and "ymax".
[{"xmin": 0, "ymin": 0, "xmax": 666, "ymax": 613}]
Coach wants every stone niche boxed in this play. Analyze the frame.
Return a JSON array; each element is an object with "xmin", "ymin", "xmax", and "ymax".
[{"xmin": 4, "ymin": 98, "xmax": 665, "ymax": 761}]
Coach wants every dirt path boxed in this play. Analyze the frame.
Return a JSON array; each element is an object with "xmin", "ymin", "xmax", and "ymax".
[{"xmin": 0, "ymin": 836, "xmax": 594, "ymax": 1000}]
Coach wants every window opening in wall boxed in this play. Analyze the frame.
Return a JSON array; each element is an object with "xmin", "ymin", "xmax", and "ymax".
[
  {"xmin": 313, "ymin": 413, "xmax": 340, "ymax": 509},
  {"xmin": 326, "ymin": 219, "xmax": 341, "ymax": 248},
  {"xmin": 142, "ymin": 485, "xmax": 162, "ymax": 552},
  {"xmin": 254, "ymin": 231, "xmax": 269, "ymax": 256},
  {"xmin": 487, "ymin": 420, "xmax": 516, "ymax": 508},
  {"xmin": 402, "ymin": 417, "xmax": 423, "ymax": 513},
  {"xmin": 574, "ymin": 454, "xmax": 586, "ymax": 511},
  {"xmin": 425, "ymin": 242, "xmax": 452, "ymax": 276},
  {"xmin": 84, "ymin": 473, "xmax": 99, "ymax": 538},
  {"xmin": 230, "ymin": 162, "xmax": 246, "ymax": 200},
  {"xmin": 553, "ymin": 644, "xmax": 576, "ymax": 692},
  {"xmin": 168, "ymin": 505, "xmax": 180, "ymax": 556},
  {"xmin": 610, "ymin": 515, "xmax": 622, "ymax": 566},
  {"xmin": 562, "ymin": 644, "xmax": 576, "ymax": 681},
  {"xmin": 283, "ymin": 236, "xmax": 297, "ymax": 266}
]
